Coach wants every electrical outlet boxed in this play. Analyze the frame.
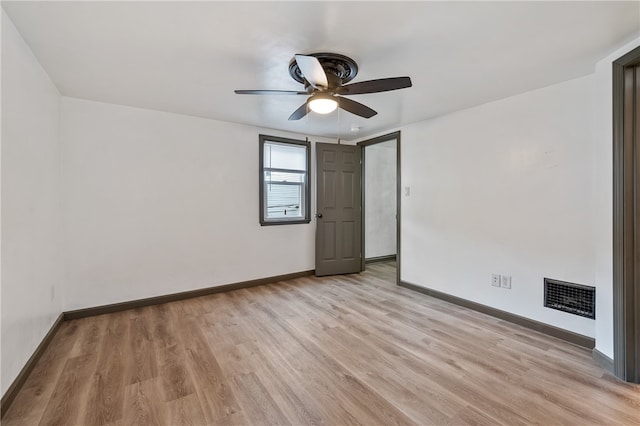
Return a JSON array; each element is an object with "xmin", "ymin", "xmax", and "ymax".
[
  {"xmin": 491, "ymin": 274, "xmax": 501, "ymax": 287},
  {"xmin": 501, "ymin": 275, "xmax": 512, "ymax": 289}
]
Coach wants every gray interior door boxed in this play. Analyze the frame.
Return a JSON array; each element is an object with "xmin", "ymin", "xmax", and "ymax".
[{"xmin": 315, "ymin": 143, "xmax": 362, "ymax": 276}]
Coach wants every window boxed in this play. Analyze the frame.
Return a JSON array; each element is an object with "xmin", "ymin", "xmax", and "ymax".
[{"xmin": 259, "ymin": 135, "xmax": 311, "ymax": 225}]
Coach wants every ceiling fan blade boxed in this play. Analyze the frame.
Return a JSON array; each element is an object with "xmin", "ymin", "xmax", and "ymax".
[
  {"xmin": 336, "ymin": 77, "xmax": 412, "ymax": 95},
  {"xmin": 295, "ymin": 54, "xmax": 328, "ymax": 89},
  {"xmin": 234, "ymin": 89, "xmax": 308, "ymax": 95},
  {"xmin": 336, "ymin": 96, "xmax": 377, "ymax": 119},
  {"xmin": 288, "ymin": 103, "xmax": 309, "ymax": 121}
]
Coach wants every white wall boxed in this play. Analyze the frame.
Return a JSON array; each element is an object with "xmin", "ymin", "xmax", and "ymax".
[
  {"xmin": 401, "ymin": 75, "xmax": 597, "ymax": 337},
  {"xmin": 365, "ymin": 139, "xmax": 396, "ymax": 259},
  {"xmin": 1, "ymin": 10, "xmax": 62, "ymax": 395},
  {"xmin": 593, "ymin": 37, "xmax": 640, "ymax": 359},
  {"xmin": 60, "ymin": 97, "xmax": 333, "ymax": 311}
]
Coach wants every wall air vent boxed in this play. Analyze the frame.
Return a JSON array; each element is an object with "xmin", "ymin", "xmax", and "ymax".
[{"xmin": 544, "ymin": 278, "xmax": 595, "ymax": 319}]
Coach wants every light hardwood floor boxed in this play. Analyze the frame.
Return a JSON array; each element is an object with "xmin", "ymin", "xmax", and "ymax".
[{"xmin": 4, "ymin": 262, "xmax": 639, "ymax": 425}]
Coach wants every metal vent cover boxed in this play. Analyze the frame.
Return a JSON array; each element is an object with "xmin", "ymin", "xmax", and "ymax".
[{"xmin": 544, "ymin": 278, "xmax": 595, "ymax": 319}]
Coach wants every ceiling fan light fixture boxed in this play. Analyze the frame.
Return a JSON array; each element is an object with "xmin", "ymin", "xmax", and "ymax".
[{"xmin": 308, "ymin": 94, "xmax": 338, "ymax": 114}]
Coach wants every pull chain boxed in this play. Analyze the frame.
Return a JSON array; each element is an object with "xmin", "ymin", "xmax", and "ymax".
[{"xmin": 337, "ymin": 104, "xmax": 341, "ymax": 144}]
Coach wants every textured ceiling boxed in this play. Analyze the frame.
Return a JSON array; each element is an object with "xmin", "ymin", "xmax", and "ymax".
[{"xmin": 3, "ymin": 1, "xmax": 639, "ymax": 139}]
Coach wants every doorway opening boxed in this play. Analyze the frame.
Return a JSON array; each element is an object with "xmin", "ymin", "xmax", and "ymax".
[
  {"xmin": 612, "ymin": 45, "xmax": 640, "ymax": 383},
  {"xmin": 358, "ymin": 131, "xmax": 401, "ymax": 285}
]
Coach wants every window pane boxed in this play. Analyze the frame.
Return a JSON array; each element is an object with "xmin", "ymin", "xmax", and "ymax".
[
  {"xmin": 265, "ymin": 183, "xmax": 303, "ymax": 219},
  {"xmin": 264, "ymin": 141, "xmax": 307, "ymax": 170}
]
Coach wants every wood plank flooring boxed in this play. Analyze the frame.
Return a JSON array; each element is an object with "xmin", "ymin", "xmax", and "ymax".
[{"xmin": 4, "ymin": 262, "xmax": 639, "ymax": 425}]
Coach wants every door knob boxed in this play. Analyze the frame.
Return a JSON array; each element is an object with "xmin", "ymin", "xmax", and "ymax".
[{"xmin": 316, "ymin": 213, "xmax": 323, "ymax": 218}]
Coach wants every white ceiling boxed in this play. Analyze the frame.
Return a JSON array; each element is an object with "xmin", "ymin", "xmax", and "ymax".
[{"xmin": 3, "ymin": 1, "xmax": 639, "ymax": 139}]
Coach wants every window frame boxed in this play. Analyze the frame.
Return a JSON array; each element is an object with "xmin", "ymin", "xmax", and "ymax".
[{"xmin": 259, "ymin": 134, "xmax": 311, "ymax": 226}]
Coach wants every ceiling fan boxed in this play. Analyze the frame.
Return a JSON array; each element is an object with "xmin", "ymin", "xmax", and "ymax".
[{"xmin": 234, "ymin": 53, "xmax": 412, "ymax": 121}]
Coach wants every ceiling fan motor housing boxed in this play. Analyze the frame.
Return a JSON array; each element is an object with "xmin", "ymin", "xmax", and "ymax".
[{"xmin": 289, "ymin": 53, "xmax": 359, "ymax": 89}]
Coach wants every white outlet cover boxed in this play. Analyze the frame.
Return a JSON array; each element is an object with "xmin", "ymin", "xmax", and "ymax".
[
  {"xmin": 491, "ymin": 274, "xmax": 501, "ymax": 287},
  {"xmin": 501, "ymin": 275, "xmax": 512, "ymax": 289}
]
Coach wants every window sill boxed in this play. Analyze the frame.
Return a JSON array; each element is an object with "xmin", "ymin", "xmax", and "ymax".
[{"xmin": 260, "ymin": 219, "xmax": 311, "ymax": 226}]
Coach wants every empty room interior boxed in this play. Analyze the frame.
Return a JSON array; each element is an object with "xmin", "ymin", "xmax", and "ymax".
[{"xmin": 2, "ymin": 1, "xmax": 640, "ymax": 425}]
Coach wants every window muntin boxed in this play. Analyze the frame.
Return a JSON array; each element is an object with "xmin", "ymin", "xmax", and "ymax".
[{"xmin": 259, "ymin": 135, "xmax": 310, "ymax": 225}]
